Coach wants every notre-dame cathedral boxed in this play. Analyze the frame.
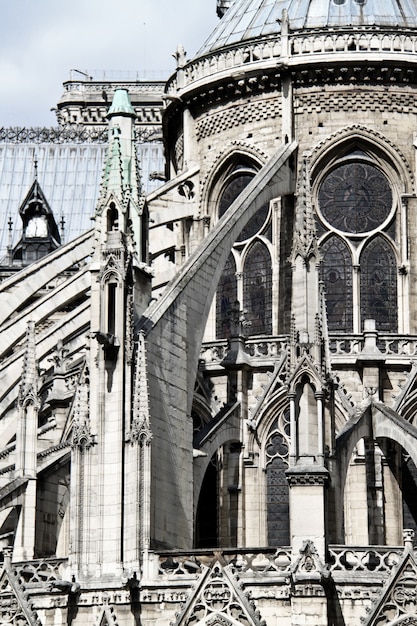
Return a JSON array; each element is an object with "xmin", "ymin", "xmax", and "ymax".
[{"xmin": 1, "ymin": 0, "xmax": 417, "ymax": 624}]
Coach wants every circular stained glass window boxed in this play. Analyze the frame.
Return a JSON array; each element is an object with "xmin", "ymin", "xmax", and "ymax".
[{"xmin": 318, "ymin": 162, "xmax": 392, "ymax": 234}]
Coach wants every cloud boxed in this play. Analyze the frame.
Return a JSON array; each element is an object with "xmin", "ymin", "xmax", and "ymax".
[{"xmin": 0, "ymin": 0, "xmax": 219, "ymax": 126}]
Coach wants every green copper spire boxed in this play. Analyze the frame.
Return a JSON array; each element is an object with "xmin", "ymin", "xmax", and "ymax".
[{"xmin": 107, "ymin": 88, "xmax": 136, "ymax": 118}]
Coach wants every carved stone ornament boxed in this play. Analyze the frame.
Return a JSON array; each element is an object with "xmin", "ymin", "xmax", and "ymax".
[
  {"xmin": 171, "ymin": 561, "xmax": 266, "ymax": 626},
  {"xmin": 0, "ymin": 559, "xmax": 42, "ymax": 626},
  {"xmin": 291, "ymin": 540, "xmax": 327, "ymax": 583},
  {"xmin": 363, "ymin": 551, "xmax": 417, "ymax": 626},
  {"xmin": 71, "ymin": 366, "xmax": 94, "ymax": 449},
  {"xmin": 94, "ymin": 604, "xmax": 120, "ymax": 626}
]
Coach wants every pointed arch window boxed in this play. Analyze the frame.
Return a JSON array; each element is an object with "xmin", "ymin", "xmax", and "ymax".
[
  {"xmin": 316, "ymin": 149, "xmax": 400, "ymax": 333},
  {"xmin": 243, "ymin": 241, "xmax": 272, "ymax": 335},
  {"xmin": 320, "ymin": 235, "xmax": 353, "ymax": 332},
  {"xmin": 213, "ymin": 156, "xmax": 273, "ymax": 339},
  {"xmin": 360, "ymin": 236, "xmax": 397, "ymax": 332},
  {"xmin": 216, "ymin": 253, "xmax": 237, "ymax": 339},
  {"xmin": 265, "ymin": 413, "xmax": 290, "ymax": 546}
]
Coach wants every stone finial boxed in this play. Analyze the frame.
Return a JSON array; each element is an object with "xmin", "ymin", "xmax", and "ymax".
[
  {"xmin": 18, "ymin": 321, "xmax": 39, "ymax": 408},
  {"xmin": 291, "ymin": 156, "xmax": 318, "ymax": 262},
  {"xmin": 131, "ymin": 332, "xmax": 152, "ymax": 445},
  {"xmin": 174, "ymin": 44, "xmax": 187, "ymax": 69}
]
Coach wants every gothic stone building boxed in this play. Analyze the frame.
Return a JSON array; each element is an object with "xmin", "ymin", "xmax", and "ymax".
[{"xmin": 1, "ymin": 1, "xmax": 417, "ymax": 625}]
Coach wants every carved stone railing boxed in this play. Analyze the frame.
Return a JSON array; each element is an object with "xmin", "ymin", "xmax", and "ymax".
[
  {"xmin": 158, "ymin": 545, "xmax": 407, "ymax": 579},
  {"xmin": 328, "ymin": 546, "xmax": 403, "ymax": 573},
  {"xmin": 291, "ymin": 30, "xmax": 417, "ymax": 56},
  {"xmin": 166, "ymin": 29, "xmax": 417, "ymax": 96},
  {"xmin": 200, "ymin": 336, "xmax": 288, "ymax": 367},
  {"xmin": 329, "ymin": 334, "xmax": 417, "ymax": 358},
  {"xmin": 12, "ymin": 558, "xmax": 68, "ymax": 589},
  {"xmin": 158, "ymin": 548, "xmax": 292, "ymax": 578}
]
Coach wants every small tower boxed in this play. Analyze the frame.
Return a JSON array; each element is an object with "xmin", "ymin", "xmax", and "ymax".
[{"xmin": 70, "ymin": 89, "xmax": 152, "ymax": 580}]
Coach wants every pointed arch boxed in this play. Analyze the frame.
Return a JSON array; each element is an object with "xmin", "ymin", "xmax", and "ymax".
[
  {"xmin": 309, "ymin": 124, "xmax": 414, "ymax": 195},
  {"xmin": 360, "ymin": 235, "xmax": 398, "ymax": 331}
]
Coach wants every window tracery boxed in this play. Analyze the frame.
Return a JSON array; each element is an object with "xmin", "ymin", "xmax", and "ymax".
[
  {"xmin": 213, "ymin": 157, "xmax": 273, "ymax": 339},
  {"xmin": 360, "ymin": 236, "xmax": 398, "ymax": 331},
  {"xmin": 316, "ymin": 148, "xmax": 400, "ymax": 333},
  {"xmin": 265, "ymin": 412, "xmax": 290, "ymax": 546}
]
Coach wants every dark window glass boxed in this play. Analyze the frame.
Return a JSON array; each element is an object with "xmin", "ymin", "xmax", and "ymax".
[
  {"xmin": 218, "ymin": 174, "xmax": 269, "ymax": 241},
  {"xmin": 321, "ymin": 236, "xmax": 353, "ymax": 332},
  {"xmin": 318, "ymin": 163, "xmax": 392, "ymax": 234},
  {"xmin": 243, "ymin": 241, "xmax": 272, "ymax": 335},
  {"xmin": 266, "ymin": 417, "xmax": 290, "ymax": 546},
  {"xmin": 216, "ymin": 253, "xmax": 237, "ymax": 339},
  {"xmin": 360, "ymin": 236, "xmax": 397, "ymax": 332}
]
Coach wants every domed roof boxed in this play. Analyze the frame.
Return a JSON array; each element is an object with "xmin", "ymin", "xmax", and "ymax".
[{"xmin": 197, "ymin": 0, "xmax": 417, "ymax": 56}]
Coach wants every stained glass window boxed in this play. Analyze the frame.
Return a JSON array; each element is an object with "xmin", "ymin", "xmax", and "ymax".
[
  {"xmin": 218, "ymin": 173, "xmax": 269, "ymax": 241},
  {"xmin": 321, "ymin": 236, "xmax": 353, "ymax": 332},
  {"xmin": 318, "ymin": 162, "xmax": 392, "ymax": 234},
  {"xmin": 266, "ymin": 416, "xmax": 290, "ymax": 546},
  {"xmin": 360, "ymin": 236, "xmax": 397, "ymax": 331},
  {"xmin": 243, "ymin": 242, "xmax": 272, "ymax": 335},
  {"xmin": 216, "ymin": 253, "xmax": 237, "ymax": 338}
]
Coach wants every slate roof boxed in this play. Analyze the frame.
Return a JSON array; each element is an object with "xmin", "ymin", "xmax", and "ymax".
[{"xmin": 0, "ymin": 132, "xmax": 164, "ymax": 258}]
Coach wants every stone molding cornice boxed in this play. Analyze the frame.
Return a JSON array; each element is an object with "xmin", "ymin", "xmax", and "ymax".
[
  {"xmin": 166, "ymin": 28, "xmax": 417, "ymax": 110},
  {"xmin": 286, "ymin": 466, "xmax": 329, "ymax": 487}
]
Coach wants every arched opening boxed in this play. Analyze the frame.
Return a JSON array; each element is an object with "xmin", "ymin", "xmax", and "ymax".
[
  {"xmin": 195, "ymin": 442, "xmax": 241, "ymax": 548},
  {"xmin": 343, "ymin": 437, "xmax": 417, "ymax": 545},
  {"xmin": 195, "ymin": 452, "xmax": 218, "ymax": 548},
  {"xmin": 106, "ymin": 204, "xmax": 119, "ymax": 232}
]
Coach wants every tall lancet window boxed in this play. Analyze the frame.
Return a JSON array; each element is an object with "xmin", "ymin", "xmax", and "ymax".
[
  {"xmin": 316, "ymin": 148, "xmax": 399, "ymax": 333},
  {"xmin": 360, "ymin": 236, "xmax": 397, "ymax": 331},
  {"xmin": 213, "ymin": 157, "xmax": 272, "ymax": 339},
  {"xmin": 320, "ymin": 235, "xmax": 353, "ymax": 332},
  {"xmin": 243, "ymin": 241, "xmax": 272, "ymax": 335},
  {"xmin": 216, "ymin": 253, "xmax": 237, "ymax": 338},
  {"xmin": 265, "ymin": 412, "xmax": 290, "ymax": 546}
]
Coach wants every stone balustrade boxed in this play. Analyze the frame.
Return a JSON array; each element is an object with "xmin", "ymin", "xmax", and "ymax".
[
  {"xmin": 158, "ymin": 547, "xmax": 292, "ymax": 578},
  {"xmin": 328, "ymin": 545, "xmax": 403, "ymax": 573},
  {"xmin": 13, "ymin": 558, "xmax": 68, "ymax": 588},
  {"xmin": 329, "ymin": 334, "xmax": 417, "ymax": 358},
  {"xmin": 166, "ymin": 29, "xmax": 417, "ymax": 96},
  {"xmin": 200, "ymin": 337, "xmax": 288, "ymax": 367}
]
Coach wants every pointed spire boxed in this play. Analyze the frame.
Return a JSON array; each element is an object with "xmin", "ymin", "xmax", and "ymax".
[
  {"xmin": 291, "ymin": 156, "xmax": 318, "ymax": 262},
  {"xmin": 100, "ymin": 89, "xmax": 141, "ymax": 204},
  {"xmin": 71, "ymin": 365, "xmax": 94, "ymax": 449},
  {"xmin": 96, "ymin": 89, "xmax": 144, "ymax": 251},
  {"xmin": 131, "ymin": 332, "xmax": 152, "ymax": 445},
  {"xmin": 18, "ymin": 321, "xmax": 38, "ymax": 408}
]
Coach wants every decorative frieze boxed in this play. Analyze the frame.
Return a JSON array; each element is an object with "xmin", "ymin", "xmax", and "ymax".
[
  {"xmin": 295, "ymin": 89, "xmax": 417, "ymax": 115},
  {"xmin": 196, "ymin": 98, "xmax": 281, "ymax": 140}
]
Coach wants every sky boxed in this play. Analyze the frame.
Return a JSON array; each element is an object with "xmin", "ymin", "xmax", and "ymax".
[{"xmin": 0, "ymin": 0, "xmax": 220, "ymax": 128}]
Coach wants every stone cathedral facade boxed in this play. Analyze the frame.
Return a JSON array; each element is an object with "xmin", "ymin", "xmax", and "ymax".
[{"xmin": 2, "ymin": 0, "xmax": 417, "ymax": 624}]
